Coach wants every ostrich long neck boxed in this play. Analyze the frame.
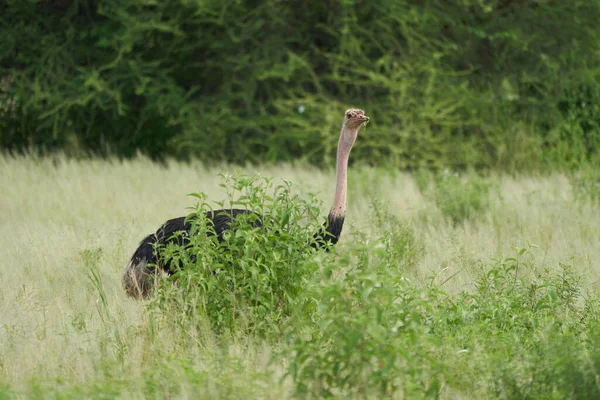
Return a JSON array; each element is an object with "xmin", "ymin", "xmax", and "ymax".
[
  {"xmin": 312, "ymin": 124, "xmax": 357, "ymax": 248},
  {"xmin": 330, "ymin": 127, "xmax": 354, "ymax": 218}
]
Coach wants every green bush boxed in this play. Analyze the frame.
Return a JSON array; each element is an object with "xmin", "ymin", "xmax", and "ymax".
[
  {"xmin": 491, "ymin": 328, "xmax": 600, "ymax": 399},
  {"xmin": 283, "ymin": 241, "xmax": 447, "ymax": 398},
  {"xmin": 282, "ymin": 238, "xmax": 600, "ymax": 398},
  {"xmin": 570, "ymin": 166, "xmax": 600, "ymax": 204},
  {"xmin": 447, "ymin": 249, "xmax": 586, "ymax": 342},
  {"xmin": 367, "ymin": 198, "xmax": 424, "ymax": 271},
  {"xmin": 148, "ymin": 173, "xmax": 328, "ymax": 338},
  {"xmin": 417, "ymin": 170, "xmax": 497, "ymax": 225},
  {"xmin": 2, "ymin": 1, "xmax": 600, "ymax": 169}
]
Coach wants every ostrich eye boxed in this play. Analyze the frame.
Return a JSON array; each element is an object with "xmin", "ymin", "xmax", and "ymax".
[{"xmin": 346, "ymin": 112, "xmax": 352, "ymax": 118}]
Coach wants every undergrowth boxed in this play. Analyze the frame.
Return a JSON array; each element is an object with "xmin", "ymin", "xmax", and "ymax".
[
  {"xmin": 149, "ymin": 173, "xmax": 327, "ymax": 338},
  {"xmin": 139, "ymin": 172, "xmax": 600, "ymax": 398},
  {"xmin": 571, "ymin": 166, "xmax": 600, "ymax": 203},
  {"xmin": 415, "ymin": 169, "xmax": 497, "ymax": 225},
  {"xmin": 282, "ymin": 243, "xmax": 600, "ymax": 398},
  {"xmin": 3, "ymin": 166, "xmax": 600, "ymax": 399}
]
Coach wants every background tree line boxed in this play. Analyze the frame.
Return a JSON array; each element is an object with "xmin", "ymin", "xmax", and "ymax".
[{"xmin": 1, "ymin": 0, "xmax": 599, "ymax": 170}]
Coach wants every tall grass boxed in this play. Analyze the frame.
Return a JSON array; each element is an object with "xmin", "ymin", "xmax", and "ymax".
[{"xmin": 1, "ymin": 153, "xmax": 599, "ymax": 398}]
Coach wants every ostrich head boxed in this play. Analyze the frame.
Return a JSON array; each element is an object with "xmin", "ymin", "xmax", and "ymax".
[
  {"xmin": 344, "ymin": 108, "xmax": 369, "ymax": 127},
  {"xmin": 340, "ymin": 108, "xmax": 369, "ymax": 150}
]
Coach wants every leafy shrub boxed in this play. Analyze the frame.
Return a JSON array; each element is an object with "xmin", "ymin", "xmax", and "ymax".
[
  {"xmin": 282, "ymin": 240, "xmax": 600, "ymax": 398},
  {"xmin": 570, "ymin": 166, "xmax": 600, "ymax": 203},
  {"xmin": 148, "ymin": 173, "xmax": 328, "ymax": 338},
  {"xmin": 283, "ymin": 235, "xmax": 447, "ymax": 398},
  {"xmin": 436, "ymin": 247, "xmax": 600, "ymax": 397},
  {"xmin": 489, "ymin": 326, "xmax": 600, "ymax": 399},
  {"xmin": 412, "ymin": 168, "xmax": 434, "ymax": 195},
  {"xmin": 367, "ymin": 198, "xmax": 424, "ymax": 271},
  {"xmin": 445, "ymin": 248, "xmax": 585, "ymax": 340},
  {"xmin": 417, "ymin": 170, "xmax": 497, "ymax": 225}
]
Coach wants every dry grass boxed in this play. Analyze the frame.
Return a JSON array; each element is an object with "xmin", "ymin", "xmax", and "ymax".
[{"xmin": 0, "ymin": 153, "xmax": 598, "ymax": 398}]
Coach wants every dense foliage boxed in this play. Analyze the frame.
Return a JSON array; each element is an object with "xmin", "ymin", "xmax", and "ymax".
[
  {"xmin": 1, "ymin": 0, "xmax": 600, "ymax": 169},
  {"xmin": 149, "ymin": 173, "xmax": 326, "ymax": 337},
  {"xmin": 144, "ymin": 173, "xmax": 600, "ymax": 398}
]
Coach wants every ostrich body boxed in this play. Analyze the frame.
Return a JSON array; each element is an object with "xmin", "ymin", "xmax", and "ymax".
[{"xmin": 122, "ymin": 109, "xmax": 369, "ymax": 298}]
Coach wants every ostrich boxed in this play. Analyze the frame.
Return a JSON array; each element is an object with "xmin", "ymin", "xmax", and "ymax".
[{"xmin": 122, "ymin": 108, "xmax": 369, "ymax": 299}]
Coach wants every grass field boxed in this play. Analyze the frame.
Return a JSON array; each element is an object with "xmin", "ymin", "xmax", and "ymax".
[{"xmin": 1, "ymin": 154, "xmax": 600, "ymax": 399}]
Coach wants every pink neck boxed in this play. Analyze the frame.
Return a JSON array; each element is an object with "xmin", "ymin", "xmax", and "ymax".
[{"xmin": 330, "ymin": 126, "xmax": 356, "ymax": 218}]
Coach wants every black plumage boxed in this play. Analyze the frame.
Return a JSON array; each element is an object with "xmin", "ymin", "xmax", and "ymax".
[
  {"xmin": 123, "ymin": 208, "xmax": 344, "ymax": 298},
  {"xmin": 127, "ymin": 208, "xmax": 262, "ymax": 274}
]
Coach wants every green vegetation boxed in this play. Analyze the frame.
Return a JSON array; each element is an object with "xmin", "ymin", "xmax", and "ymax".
[
  {"xmin": 570, "ymin": 165, "xmax": 600, "ymax": 204},
  {"xmin": 2, "ymin": 154, "xmax": 600, "ymax": 398},
  {"xmin": 3, "ymin": 1, "xmax": 599, "ymax": 397},
  {"xmin": 151, "ymin": 174, "xmax": 325, "ymax": 337},
  {"xmin": 2, "ymin": 1, "xmax": 600, "ymax": 169},
  {"xmin": 415, "ymin": 170, "xmax": 498, "ymax": 225}
]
